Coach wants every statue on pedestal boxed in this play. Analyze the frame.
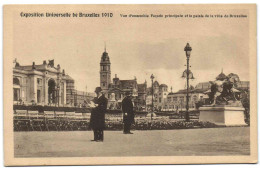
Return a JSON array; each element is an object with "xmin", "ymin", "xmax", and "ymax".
[
  {"xmin": 208, "ymin": 72, "xmax": 241, "ymax": 106},
  {"xmin": 199, "ymin": 71, "xmax": 247, "ymax": 126}
]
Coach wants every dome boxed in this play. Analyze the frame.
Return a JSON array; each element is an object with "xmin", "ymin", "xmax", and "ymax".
[
  {"xmin": 102, "ymin": 51, "xmax": 108, "ymax": 56},
  {"xmin": 216, "ymin": 72, "xmax": 227, "ymax": 81},
  {"xmin": 101, "ymin": 51, "xmax": 110, "ymax": 63},
  {"xmin": 153, "ymin": 81, "xmax": 159, "ymax": 87},
  {"xmin": 159, "ymin": 84, "xmax": 168, "ymax": 88}
]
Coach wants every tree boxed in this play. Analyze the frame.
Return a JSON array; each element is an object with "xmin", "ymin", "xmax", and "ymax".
[{"xmin": 241, "ymin": 90, "xmax": 250, "ymax": 125}]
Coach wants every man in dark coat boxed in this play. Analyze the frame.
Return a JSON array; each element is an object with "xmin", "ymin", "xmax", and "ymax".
[
  {"xmin": 122, "ymin": 91, "xmax": 135, "ymax": 134},
  {"xmin": 90, "ymin": 87, "xmax": 108, "ymax": 141}
]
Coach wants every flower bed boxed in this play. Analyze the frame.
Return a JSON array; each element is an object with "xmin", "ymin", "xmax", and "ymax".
[
  {"xmin": 105, "ymin": 120, "xmax": 217, "ymax": 131},
  {"xmin": 14, "ymin": 118, "xmax": 218, "ymax": 131}
]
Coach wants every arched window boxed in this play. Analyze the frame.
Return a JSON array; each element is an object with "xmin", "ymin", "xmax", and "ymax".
[
  {"xmin": 48, "ymin": 79, "xmax": 56, "ymax": 104},
  {"xmin": 13, "ymin": 77, "xmax": 20, "ymax": 101}
]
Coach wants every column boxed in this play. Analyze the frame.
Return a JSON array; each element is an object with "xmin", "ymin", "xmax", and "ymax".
[
  {"xmin": 64, "ymin": 82, "xmax": 66, "ymax": 106},
  {"xmin": 29, "ymin": 76, "xmax": 37, "ymax": 103},
  {"xmin": 34, "ymin": 77, "xmax": 37, "ymax": 103},
  {"xmin": 44, "ymin": 77, "xmax": 48, "ymax": 105},
  {"xmin": 59, "ymin": 83, "xmax": 62, "ymax": 106}
]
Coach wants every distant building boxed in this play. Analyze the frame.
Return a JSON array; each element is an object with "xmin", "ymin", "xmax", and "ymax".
[
  {"xmin": 65, "ymin": 75, "xmax": 75, "ymax": 106},
  {"xmin": 74, "ymin": 90, "xmax": 95, "ymax": 107},
  {"xmin": 13, "ymin": 59, "xmax": 70, "ymax": 106},
  {"xmin": 13, "ymin": 59, "xmax": 94, "ymax": 107},
  {"xmin": 166, "ymin": 71, "xmax": 250, "ymax": 112},
  {"xmin": 136, "ymin": 82, "xmax": 147, "ymax": 110},
  {"xmin": 146, "ymin": 81, "xmax": 169, "ymax": 110},
  {"xmin": 99, "ymin": 49, "xmax": 147, "ymax": 109},
  {"xmin": 167, "ymin": 85, "xmax": 209, "ymax": 111},
  {"xmin": 236, "ymin": 81, "xmax": 250, "ymax": 91}
]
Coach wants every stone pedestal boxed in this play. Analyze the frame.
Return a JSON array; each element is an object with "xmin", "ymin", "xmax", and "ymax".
[{"xmin": 199, "ymin": 105, "xmax": 247, "ymax": 126}]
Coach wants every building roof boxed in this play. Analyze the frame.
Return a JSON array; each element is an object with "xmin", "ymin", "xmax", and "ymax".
[
  {"xmin": 153, "ymin": 81, "xmax": 159, "ymax": 86},
  {"xmin": 137, "ymin": 83, "xmax": 146, "ymax": 93},
  {"xmin": 15, "ymin": 64, "xmax": 47, "ymax": 71},
  {"xmin": 101, "ymin": 51, "xmax": 110, "ymax": 63},
  {"xmin": 120, "ymin": 79, "xmax": 137, "ymax": 89},
  {"xmin": 14, "ymin": 60, "xmax": 62, "ymax": 73},
  {"xmin": 159, "ymin": 84, "xmax": 168, "ymax": 88},
  {"xmin": 65, "ymin": 75, "xmax": 74, "ymax": 81},
  {"xmin": 168, "ymin": 87, "xmax": 208, "ymax": 95},
  {"xmin": 195, "ymin": 82, "xmax": 211, "ymax": 89}
]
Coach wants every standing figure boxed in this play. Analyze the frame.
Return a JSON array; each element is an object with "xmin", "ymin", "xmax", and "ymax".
[
  {"xmin": 122, "ymin": 91, "xmax": 135, "ymax": 134},
  {"xmin": 90, "ymin": 87, "xmax": 108, "ymax": 142}
]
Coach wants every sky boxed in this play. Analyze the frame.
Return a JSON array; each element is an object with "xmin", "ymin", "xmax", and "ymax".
[{"xmin": 13, "ymin": 6, "xmax": 250, "ymax": 92}]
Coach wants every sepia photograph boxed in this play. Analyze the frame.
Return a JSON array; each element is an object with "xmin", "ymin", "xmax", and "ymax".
[{"xmin": 3, "ymin": 4, "xmax": 257, "ymax": 166}]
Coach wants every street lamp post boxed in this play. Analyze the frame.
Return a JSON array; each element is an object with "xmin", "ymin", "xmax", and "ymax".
[
  {"xmin": 150, "ymin": 74, "xmax": 155, "ymax": 120},
  {"xmin": 184, "ymin": 43, "xmax": 192, "ymax": 122}
]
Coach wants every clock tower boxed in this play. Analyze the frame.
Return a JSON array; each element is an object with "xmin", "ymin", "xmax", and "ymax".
[{"xmin": 100, "ymin": 47, "xmax": 111, "ymax": 92}]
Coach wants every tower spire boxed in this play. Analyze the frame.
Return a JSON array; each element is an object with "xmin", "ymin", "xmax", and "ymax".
[
  {"xmin": 104, "ymin": 41, "xmax": 106, "ymax": 52},
  {"xmin": 221, "ymin": 68, "xmax": 223, "ymax": 73},
  {"xmin": 100, "ymin": 42, "xmax": 111, "ymax": 91}
]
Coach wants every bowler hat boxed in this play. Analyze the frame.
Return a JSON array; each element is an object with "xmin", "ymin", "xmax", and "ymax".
[{"xmin": 95, "ymin": 87, "xmax": 102, "ymax": 93}]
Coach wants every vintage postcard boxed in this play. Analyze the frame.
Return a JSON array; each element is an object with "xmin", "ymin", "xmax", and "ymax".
[{"xmin": 3, "ymin": 4, "xmax": 257, "ymax": 166}]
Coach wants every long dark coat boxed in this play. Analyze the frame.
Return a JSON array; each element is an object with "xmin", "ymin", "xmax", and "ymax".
[
  {"xmin": 90, "ymin": 95, "xmax": 108, "ymax": 130},
  {"xmin": 122, "ymin": 96, "xmax": 135, "ymax": 124}
]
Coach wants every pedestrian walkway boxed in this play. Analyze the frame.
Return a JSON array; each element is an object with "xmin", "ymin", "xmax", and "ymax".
[{"xmin": 14, "ymin": 127, "xmax": 250, "ymax": 157}]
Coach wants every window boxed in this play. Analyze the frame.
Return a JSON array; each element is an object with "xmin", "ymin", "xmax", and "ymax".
[
  {"xmin": 37, "ymin": 78, "xmax": 42, "ymax": 85},
  {"xmin": 13, "ymin": 77, "xmax": 20, "ymax": 85},
  {"xmin": 13, "ymin": 88, "xmax": 20, "ymax": 101},
  {"xmin": 13, "ymin": 77, "xmax": 21, "ymax": 101},
  {"xmin": 37, "ymin": 90, "xmax": 41, "ymax": 103},
  {"xmin": 159, "ymin": 98, "xmax": 161, "ymax": 103}
]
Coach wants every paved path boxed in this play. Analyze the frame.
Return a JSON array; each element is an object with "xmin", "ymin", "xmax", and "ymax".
[{"xmin": 14, "ymin": 127, "xmax": 250, "ymax": 157}]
